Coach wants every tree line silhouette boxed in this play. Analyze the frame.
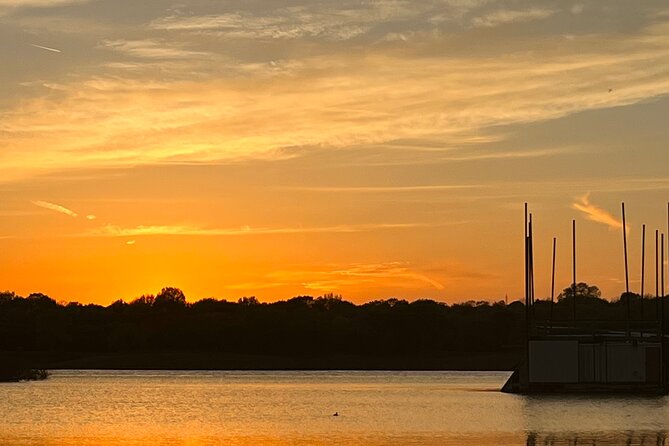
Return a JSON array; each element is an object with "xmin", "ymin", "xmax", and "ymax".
[{"xmin": 0, "ymin": 283, "xmax": 665, "ymax": 371}]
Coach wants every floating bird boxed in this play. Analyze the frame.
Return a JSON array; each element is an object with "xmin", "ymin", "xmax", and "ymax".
[
  {"xmin": 608, "ymin": 88, "xmax": 613, "ymax": 93},
  {"xmin": 332, "ymin": 412, "xmax": 339, "ymax": 417}
]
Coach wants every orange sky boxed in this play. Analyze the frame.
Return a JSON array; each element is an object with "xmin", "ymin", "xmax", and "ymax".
[{"xmin": 2, "ymin": 0, "xmax": 669, "ymax": 304}]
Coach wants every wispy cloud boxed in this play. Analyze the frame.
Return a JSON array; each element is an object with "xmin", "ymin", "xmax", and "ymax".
[
  {"xmin": 149, "ymin": 2, "xmax": 421, "ymax": 41},
  {"xmin": 32, "ymin": 200, "xmax": 78, "ymax": 217},
  {"xmin": 149, "ymin": 0, "xmax": 491, "ymax": 40},
  {"xmin": 3, "ymin": 2, "xmax": 669, "ymax": 185},
  {"xmin": 5, "ymin": 40, "xmax": 669, "ymax": 183},
  {"xmin": 90, "ymin": 222, "xmax": 441, "ymax": 237},
  {"xmin": 226, "ymin": 281, "xmax": 288, "ymax": 291},
  {"xmin": 0, "ymin": 0, "xmax": 87, "ymax": 6},
  {"xmin": 266, "ymin": 262, "xmax": 446, "ymax": 292},
  {"xmin": 285, "ymin": 184, "xmax": 484, "ymax": 193},
  {"xmin": 150, "ymin": 11, "xmax": 368, "ymax": 40},
  {"xmin": 0, "ymin": 0, "xmax": 80, "ymax": 3},
  {"xmin": 570, "ymin": 4, "xmax": 585, "ymax": 15},
  {"xmin": 102, "ymin": 39, "xmax": 210, "ymax": 60},
  {"xmin": 328, "ymin": 263, "xmax": 446, "ymax": 291},
  {"xmin": 225, "ymin": 259, "xmax": 496, "ymax": 295},
  {"xmin": 572, "ymin": 194, "xmax": 622, "ymax": 230},
  {"xmin": 0, "ymin": 0, "xmax": 89, "ymax": 15},
  {"xmin": 471, "ymin": 8, "xmax": 556, "ymax": 28},
  {"xmin": 441, "ymin": 147, "xmax": 572, "ymax": 162}
]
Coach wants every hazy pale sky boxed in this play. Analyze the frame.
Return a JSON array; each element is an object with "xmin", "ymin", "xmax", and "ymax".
[{"xmin": 2, "ymin": 0, "xmax": 669, "ymax": 304}]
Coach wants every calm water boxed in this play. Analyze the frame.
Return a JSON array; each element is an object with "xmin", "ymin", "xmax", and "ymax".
[{"xmin": 1, "ymin": 370, "xmax": 668, "ymax": 445}]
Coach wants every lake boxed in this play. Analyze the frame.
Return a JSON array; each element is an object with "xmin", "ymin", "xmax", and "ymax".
[{"xmin": 1, "ymin": 370, "xmax": 667, "ymax": 445}]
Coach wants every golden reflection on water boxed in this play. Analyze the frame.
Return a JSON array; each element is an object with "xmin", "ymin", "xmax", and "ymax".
[
  {"xmin": 2, "ymin": 371, "xmax": 669, "ymax": 445},
  {"xmin": 2, "ymin": 432, "xmax": 667, "ymax": 446},
  {"xmin": 0, "ymin": 433, "xmax": 523, "ymax": 446}
]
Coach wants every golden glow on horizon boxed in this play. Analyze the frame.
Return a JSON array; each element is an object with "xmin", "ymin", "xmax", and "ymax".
[{"xmin": 2, "ymin": 1, "xmax": 669, "ymax": 304}]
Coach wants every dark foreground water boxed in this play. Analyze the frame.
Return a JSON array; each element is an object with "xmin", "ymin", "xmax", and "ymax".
[{"xmin": 1, "ymin": 370, "xmax": 667, "ymax": 445}]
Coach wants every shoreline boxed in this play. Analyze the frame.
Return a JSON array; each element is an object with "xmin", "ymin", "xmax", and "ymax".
[{"xmin": 1, "ymin": 349, "xmax": 522, "ymax": 371}]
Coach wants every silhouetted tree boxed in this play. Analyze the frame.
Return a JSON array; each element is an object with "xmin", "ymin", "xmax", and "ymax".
[
  {"xmin": 619, "ymin": 291, "xmax": 641, "ymax": 303},
  {"xmin": 153, "ymin": 287, "xmax": 186, "ymax": 309},
  {"xmin": 4, "ymin": 286, "xmax": 660, "ymax": 368},
  {"xmin": 131, "ymin": 294, "xmax": 155, "ymax": 306},
  {"xmin": 26, "ymin": 292, "xmax": 57, "ymax": 308},
  {"xmin": 0, "ymin": 291, "xmax": 17, "ymax": 304},
  {"xmin": 558, "ymin": 282, "xmax": 602, "ymax": 300},
  {"xmin": 238, "ymin": 296, "xmax": 259, "ymax": 306}
]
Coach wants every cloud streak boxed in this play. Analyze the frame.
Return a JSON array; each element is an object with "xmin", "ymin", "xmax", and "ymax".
[
  {"xmin": 91, "ymin": 222, "xmax": 441, "ymax": 237},
  {"xmin": 0, "ymin": 0, "xmax": 89, "ymax": 15},
  {"xmin": 5, "ymin": 39, "xmax": 669, "ymax": 183},
  {"xmin": 149, "ymin": 2, "xmax": 423, "ymax": 41},
  {"xmin": 102, "ymin": 39, "xmax": 210, "ymax": 60},
  {"xmin": 263, "ymin": 262, "xmax": 446, "ymax": 292},
  {"xmin": 3, "ymin": 1, "xmax": 669, "ymax": 185},
  {"xmin": 32, "ymin": 200, "xmax": 78, "ymax": 217},
  {"xmin": 286, "ymin": 184, "xmax": 484, "ymax": 193},
  {"xmin": 0, "ymin": 0, "xmax": 86, "ymax": 6},
  {"xmin": 572, "ymin": 194, "xmax": 622, "ymax": 230},
  {"xmin": 328, "ymin": 263, "xmax": 446, "ymax": 291},
  {"xmin": 471, "ymin": 8, "xmax": 556, "ymax": 28}
]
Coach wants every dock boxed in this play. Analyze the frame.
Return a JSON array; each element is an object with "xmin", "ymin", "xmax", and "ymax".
[{"xmin": 502, "ymin": 203, "xmax": 667, "ymax": 394}]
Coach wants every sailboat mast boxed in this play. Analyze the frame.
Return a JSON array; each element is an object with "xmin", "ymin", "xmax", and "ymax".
[
  {"xmin": 572, "ymin": 220, "xmax": 576, "ymax": 321},
  {"xmin": 622, "ymin": 202, "xmax": 630, "ymax": 325},
  {"xmin": 550, "ymin": 237, "xmax": 556, "ymax": 324}
]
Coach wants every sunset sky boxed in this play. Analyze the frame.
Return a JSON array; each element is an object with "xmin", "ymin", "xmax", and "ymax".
[{"xmin": 2, "ymin": 0, "xmax": 669, "ymax": 304}]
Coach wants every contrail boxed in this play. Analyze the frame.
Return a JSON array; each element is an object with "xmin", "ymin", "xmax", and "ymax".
[{"xmin": 29, "ymin": 43, "xmax": 62, "ymax": 53}]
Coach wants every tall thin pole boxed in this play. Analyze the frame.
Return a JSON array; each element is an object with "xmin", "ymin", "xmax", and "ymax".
[
  {"xmin": 656, "ymin": 230, "xmax": 660, "ymax": 321},
  {"xmin": 662, "ymin": 233, "xmax": 665, "ymax": 339},
  {"xmin": 550, "ymin": 237, "xmax": 556, "ymax": 324},
  {"xmin": 622, "ymin": 203, "xmax": 630, "ymax": 325},
  {"xmin": 572, "ymin": 219, "xmax": 577, "ymax": 321},
  {"xmin": 524, "ymin": 203, "xmax": 528, "ymax": 237},
  {"xmin": 524, "ymin": 204, "xmax": 530, "ymax": 385},
  {"xmin": 641, "ymin": 224, "xmax": 646, "ymax": 321},
  {"xmin": 657, "ymin": 230, "xmax": 662, "ymax": 387},
  {"xmin": 660, "ymin": 203, "xmax": 669, "ymax": 389},
  {"xmin": 529, "ymin": 214, "xmax": 535, "ymax": 307},
  {"xmin": 660, "ymin": 203, "xmax": 669, "ymax": 338},
  {"xmin": 524, "ymin": 203, "xmax": 528, "ymax": 313}
]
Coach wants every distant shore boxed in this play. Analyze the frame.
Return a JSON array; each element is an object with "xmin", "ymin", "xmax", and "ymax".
[{"xmin": 1, "ymin": 350, "xmax": 522, "ymax": 371}]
